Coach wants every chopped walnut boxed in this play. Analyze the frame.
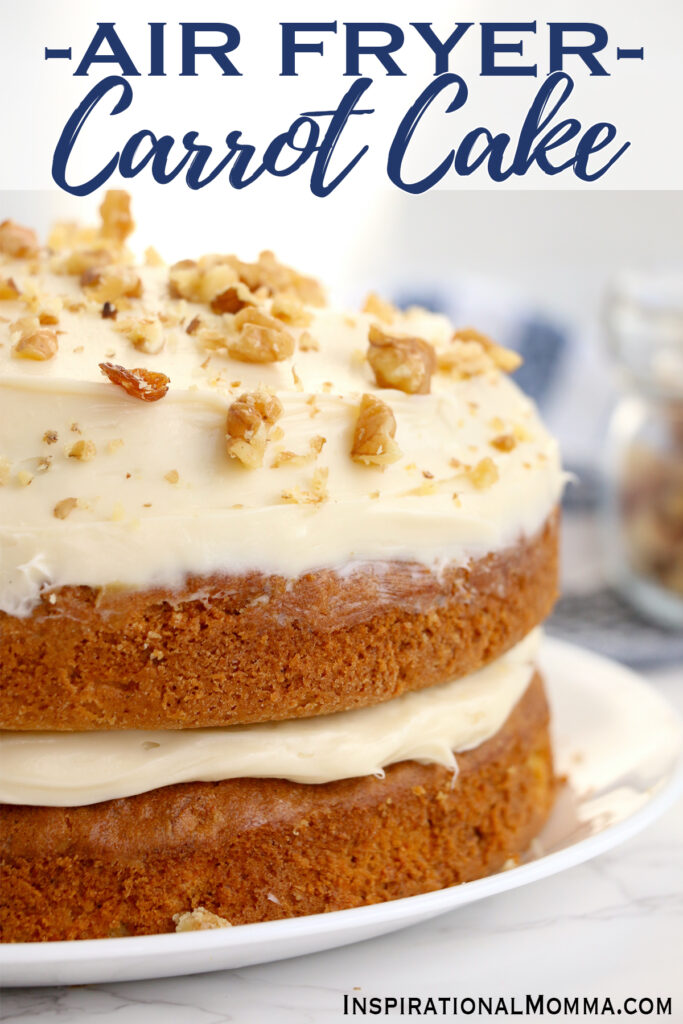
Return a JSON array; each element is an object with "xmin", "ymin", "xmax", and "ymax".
[
  {"xmin": 116, "ymin": 316, "xmax": 165, "ymax": 354},
  {"xmin": 164, "ymin": 469, "xmax": 179, "ymax": 484},
  {"xmin": 467, "ymin": 457, "xmax": 499, "ymax": 490},
  {"xmin": 145, "ymin": 246, "xmax": 164, "ymax": 267},
  {"xmin": 513, "ymin": 422, "xmax": 533, "ymax": 442},
  {"xmin": 271, "ymin": 293, "xmax": 313, "ymax": 327},
  {"xmin": 226, "ymin": 389, "xmax": 283, "ymax": 468},
  {"xmin": 173, "ymin": 907, "xmax": 232, "ymax": 932},
  {"xmin": 438, "ymin": 340, "xmax": 493, "ymax": 378},
  {"xmin": 16, "ymin": 469, "xmax": 33, "ymax": 487},
  {"xmin": 61, "ymin": 248, "xmax": 113, "ymax": 277},
  {"xmin": 451, "ymin": 327, "xmax": 522, "ymax": 374},
  {"xmin": 54, "ymin": 497, "xmax": 79, "ymax": 519},
  {"xmin": 170, "ymin": 251, "xmax": 324, "ymax": 310},
  {"xmin": 0, "ymin": 220, "xmax": 39, "ymax": 258},
  {"xmin": 298, "ymin": 331, "xmax": 319, "ymax": 352},
  {"xmin": 43, "ymin": 430, "xmax": 58, "ymax": 445},
  {"xmin": 169, "ymin": 258, "xmax": 239, "ymax": 305},
  {"xmin": 101, "ymin": 301, "xmax": 117, "ymax": 320},
  {"xmin": 228, "ymin": 309, "xmax": 295, "ymax": 364},
  {"xmin": 490, "ymin": 433, "xmax": 517, "ymax": 452},
  {"xmin": 281, "ymin": 466, "xmax": 329, "ymax": 504},
  {"xmin": 235, "ymin": 250, "xmax": 325, "ymax": 306},
  {"xmin": 351, "ymin": 394, "xmax": 402, "ymax": 466},
  {"xmin": 68, "ymin": 440, "xmax": 97, "ymax": 462},
  {"xmin": 271, "ymin": 435, "xmax": 326, "ymax": 468},
  {"xmin": 99, "ymin": 362, "xmax": 170, "ymax": 402},
  {"xmin": 99, "ymin": 190, "xmax": 134, "ymax": 245},
  {"xmin": 0, "ymin": 278, "xmax": 20, "ymax": 300},
  {"xmin": 363, "ymin": 292, "xmax": 396, "ymax": 324},
  {"xmin": 403, "ymin": 480, "xmax": 438, "ymax": 497},
  {"xmin": 81, "ymin": 266, "xmax": 142, "ymax": 303},
  {"xmin": 12, "ymin": 327, "xmax": 58, "ymax": 361},
  {"xmin": 367, "ymin": 325, "xmax": 436, "ymax": 395},
  {"xmin": 210, "ymin": 283, "xmax": 254, "ymax": 315}
]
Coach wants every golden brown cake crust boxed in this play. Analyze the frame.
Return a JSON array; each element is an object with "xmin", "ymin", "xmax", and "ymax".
[
  {"xmin": 0, "ymin": 674, "xmax": 554, "ymax": 942},
  {"xmin": 0, "ymin": 513, "xmax": 558, "ymax": 731}
]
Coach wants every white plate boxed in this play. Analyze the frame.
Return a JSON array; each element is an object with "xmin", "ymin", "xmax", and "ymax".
[{"xmin": 2, "ymin": 637, "xmax": 682, "ymax": 988}]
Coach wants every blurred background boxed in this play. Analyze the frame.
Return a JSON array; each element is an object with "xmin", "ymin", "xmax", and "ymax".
[{"xmin": 4, "ymin": 186, "xmax": 683, "ymax": 666}]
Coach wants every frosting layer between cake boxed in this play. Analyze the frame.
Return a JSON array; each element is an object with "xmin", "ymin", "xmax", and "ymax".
[{"xmin": 0, "ymin": 630, "xmax": 539, "ymax": 805}]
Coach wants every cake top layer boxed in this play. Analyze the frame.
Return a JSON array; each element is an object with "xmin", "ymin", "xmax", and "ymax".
[{"xmin": 0, "ymin": 192, "xmax": 563, "ymax": 614}]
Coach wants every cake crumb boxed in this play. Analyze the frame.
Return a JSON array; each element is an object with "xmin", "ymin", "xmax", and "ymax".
[{"xmin": 173, "ymin": 907, "xmax": 232, "ymax": 932}]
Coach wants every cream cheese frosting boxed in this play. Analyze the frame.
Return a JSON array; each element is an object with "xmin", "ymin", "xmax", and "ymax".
[
  {"xmin": 0, "ymin": 205, "xmax": 564, "ymax": 616},
  {"xmin": 0, "ymin": 630, "xmax": 540, "ymax": 806}
]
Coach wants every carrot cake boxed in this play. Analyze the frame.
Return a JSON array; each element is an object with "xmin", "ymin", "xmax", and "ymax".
[{"xmin": 0, "ymin": 193, "xmax": 563, "ymax": 942}]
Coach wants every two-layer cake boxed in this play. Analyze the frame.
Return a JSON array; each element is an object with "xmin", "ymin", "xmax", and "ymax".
[{"xmin": 0, "ymin": 194, "xmax": 562, "ymax": 941}]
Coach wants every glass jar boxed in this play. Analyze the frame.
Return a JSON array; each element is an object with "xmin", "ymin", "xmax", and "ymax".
[{"xmin": 604, "ymin": 270, "xmax": 683, "ymax": 630}]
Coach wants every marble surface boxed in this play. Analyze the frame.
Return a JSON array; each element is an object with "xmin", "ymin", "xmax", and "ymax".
[{"xmin": 2, "ymin": 663, "xmax": 681, "ymax": 1023}]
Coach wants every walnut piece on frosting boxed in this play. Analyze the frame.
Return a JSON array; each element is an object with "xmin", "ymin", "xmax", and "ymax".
[
  {"xmin": 236, "ymin": 249, "xmax": 325, "ymax": 307},
  {"xmin": 170, "ymin": 251, "xmax": 324, "ymax": 312},
  {"xmin": 467, "ymin": 457, "xmax": 500, "ymax": 490},
  {"xmin": 81, "ymin": 266, "xmax": 142, "ymax": 303},
  {"xmin": 173, "ymin": 907, "xmax": 232, "ymax": 932},
  {"xmin": 61, "ymin": 248, "xmax": 113, "ymax": 277},
  {"xmin": 351, "ymin": 394, "xmax": 402, "ymax": 467},
  {"xmin": 68, "ymin": 440, "xmax": 97, "ymax": 462},
  {"xmin": 271, "ymin": 434, "xmax": 326, "ymax": 468},
  {"xmin": 443, "ymin": 327, "xmax": 522, "ymax": 377},
  {"xmin": 363, "ymin": 292, "xmax": 396, "ymax": 324},
  {"xmin": 53, "ymin": 497, "xmax": 80, "ymax": 520},
  {"xmin": 116, "ymin": 316, "xmax": 165, "ymax": 355},
  {"xmin": 226, "ymin": 389, "xmax": 283, "ymax": 468},
  {"xmin": 0, "ymin": 277, "xmax": 20, "ymax": 300},
  {"xmin": 228, "ymin": 308, "xmax": 295, "ymax": 364},
  {"xmin": 12, "ymin": 326, "xmax": 58, "ymax": 361},
  {"xmin": 99, "ymin": 190, "xmax": 134, "ymax": 245},
  {"xmin": 281, "ymin": 466, "xmax": 329, "ymax": 505},
  {"xmin": 367, "ymin": 325, "xmax": 436, "ymax": 395},
  {"xmin": 271, "ymin": 293, "xmax": 313, "ymax": 327},
  {"xmin": 99, "ymin": 362, "xmax": 170, "ymax": 402},
  {"xmin": 0, "ymin": 220, "xmax": 39, "ymax": 259},
  {"xmin": 491, "ymin": 433, "xmax": 517, "ymax": 452},
  {"xmin": 210, "ymin": 283, "xmax": 254, "ymax": 315}
]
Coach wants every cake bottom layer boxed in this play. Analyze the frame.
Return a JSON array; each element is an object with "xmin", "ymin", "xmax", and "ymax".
[{"xmin": 0, "ymin": 674, "xmax": 554, "ymax": 943}]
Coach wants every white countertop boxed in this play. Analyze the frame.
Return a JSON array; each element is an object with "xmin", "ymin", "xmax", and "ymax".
[{"xmin": 2, "ymin": 664, "xmax": 681, "ymax": 1023}]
